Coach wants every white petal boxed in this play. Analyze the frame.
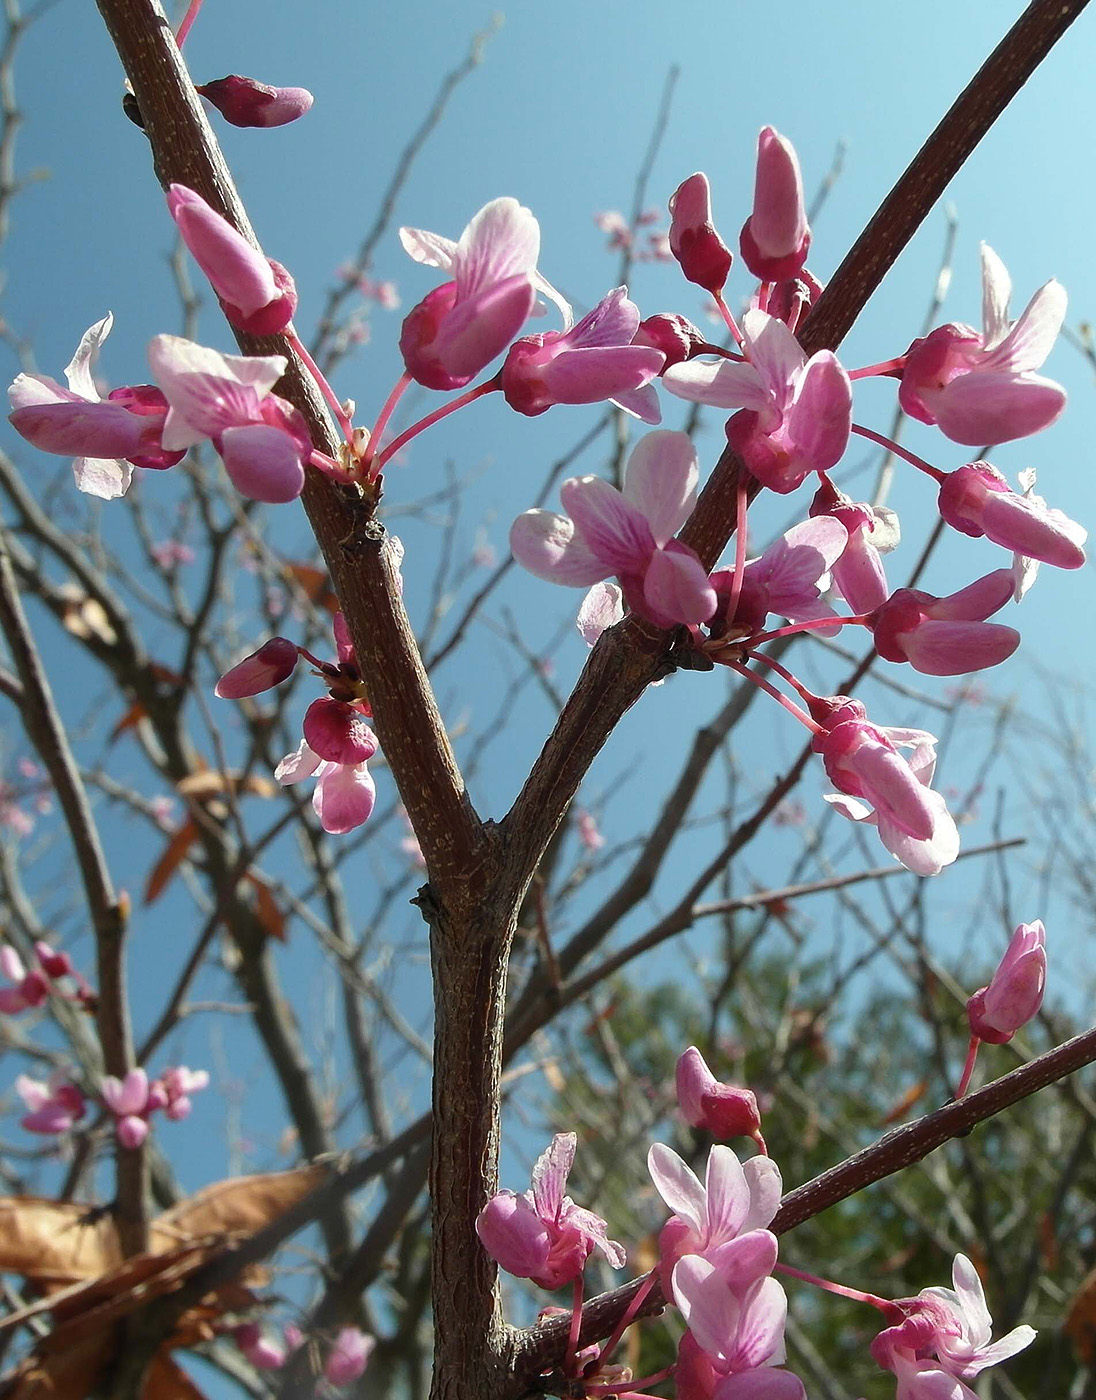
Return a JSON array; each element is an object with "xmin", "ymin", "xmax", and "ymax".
[{"xmin": 64, "ymin": 314, "xmax": 114, "ymax": 401}]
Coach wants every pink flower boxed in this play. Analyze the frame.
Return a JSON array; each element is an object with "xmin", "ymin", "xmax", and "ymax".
[
  {"xmin": 168, "ymin": 185, "xmax": 297, "ymax": 334},
  {"xmin": 276, "ymin": 739, "xmax": 377, "ymax": 836},
  {"xmin": 8, "ymin": 315, "xmax": 184, "ymax": 499},
  {"xmin": 663, "ymin": 310, "xmax": 852, "ymax": 494},
  {"xmin": 159, "ymin": 1065, "xmax": 210, "ymax": 1121},
  {"xmin": 672, "ymin": 1264, "xmax": 804, "ymax": 1400},
  {"xmin": 150, "ymin": 540, "xmax": 196, "ymax": 569},
  {"xmin": 102, "ymin": 1067, "xmax": 152, "ymax": 1148},
  {"xmin": 668, "ymin": 173, "xmax": 733, "ymax": 295},
  {"xmin": 676, "ymin": 1047, "xmax": 762, "ymax": 1144},
  {"xmin": 399, "ymin": 197, "xmax": 568, "ymax": 390},
  {"xmin": 0, "ymin": 945, "xmax": 49, "ymax": 1014},
  {"xmin": 476, "ymin": 1132, "xmax": 626, "ymax": 1290},
  {"xmin": 812, "ymin": 710, "xmax": 959, "ymax": 877},
  {"xmin": 148, "ymin": 336, "xmax": 311, "ymax": 503},
  {"xmin": 711, "ymin": 517, "xmax": 848, "ymax": 639},
  {"xmin": 740, "ymin": 127, "xmax": 811, "ymax": 282},
  {"xmin": 323, "ymin": 1327, "xmax": 375, "ymax": 1387},
  {"xmin": 937, "ymin": 461, "xmax": 1085, "ymax": 569},
  {"xmin": 869, "ymin": 570, "xmax": 1020, "ymax": 677},
  {"xmin": 899, "ymin": 244, "xmax": 1066, "ymax": 446},
  {"xmin": 967, "ymin": 920, "xmax": 1046, "ymax": 1044},
  {"xmin": 872, "ymin": 1254, "xmax": 1035, "ymax": 1398},
  {"xmin": 510, "ymin": 430, "xmax": 716, "ymax": 629},
  {"xmin": 196, "ymin": 75, "xmax": 313, "ymax": 128},
  {"xmin": 810, "ymin": 477, "xmax": 901, "ymax": 615},
  {"xmin": 575, "ymin": 809, "xmax": 605, "ymax": 852},
  {"xmin": 500, "ymin": 286, "xmax": 665, "ymax": 420},
  {"xmin": 233, "ymin": 1323, "xmax": 286, "ymax": 1371},
  {"xmin": 647, "ymin": 1143, "xmax": 781, "ymax": 1295},
  {"xmin": 17, "ymin": 1073, "xmax": 86, "ymax": 1134}
]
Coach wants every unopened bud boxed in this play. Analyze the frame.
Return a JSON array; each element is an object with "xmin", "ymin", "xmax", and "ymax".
[
  {"xmin": 675, "ymin": 1045, "xmax": 762, "ymax": 1142},
  {"xmin": 967, "ymin": 921, "xmax": 1046, "ymax": 1044},
  {"xmin": 668, "ymin": 174, "xmax": 733, "ymax": 295},
  {"xmin": 197, "ymin": 76, "xmax": 314, "ymax": 129}
]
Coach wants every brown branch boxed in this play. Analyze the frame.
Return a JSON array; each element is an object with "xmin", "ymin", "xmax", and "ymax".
[
  {"xmin": 0, "ymin": 526, "xmax": 147, "ymax": 1256},
  {"xmin": 507, "ymin": 1019, "xmax": 1096, "ymax": 1393}
]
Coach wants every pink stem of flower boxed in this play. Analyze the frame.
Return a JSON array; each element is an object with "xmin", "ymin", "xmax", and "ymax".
[
  {"xmin": 284, "ymin": 328, "xmax": 355, "ymax": 444},
  {"xmin": 587, "ymin": 1366, "xmax": 676, "ymax": 1396},
  {"xmin": 852, "ymin": 422, "xmax": 944, "ymax": 482},
  {"xmin": 173, "ymin": 0, "xmax": 203, "ymax": 46},
  {"xmin": 848, "ymin": 356, "xmax": 907, "ymax": 381},
  {"xmin": 308, "ymin": 449, "xmax": 355, "ymax": 483},
  {"xmin": 746, "ymin": 649, "xmax": 818, "ymax": 706},
  {"xmin": 725, "ymin": 659, "xmax": 823, "ymax": 736},
  {"xmin": 955, "ymin": 1035, "xmax": 981, "ymax": 1099},
  {"xmin": 361, "ymin": 370, "xmax": 413, "ymax": 477},
  {"xmin": 564, "ymin": 1274, "xmax": 585, "ymax": 1377},
  {"xmin": 747, "ymin": 613, "xmax": 872, "ymax": 648},
  {"xmin": 711, "ymin": 291, "xmax": 746, "ymax": 349},
  {"xmin": 371, "ymin": 378, "xmax": 500, "ymax": 477},
  {"xmin": 752, "ymin": 1128, "xmax": 769, "ymax": 1155},
  {"xmin": 776, "ymin": 1262, "xmax": 892, "ymax": 1312},
  {"xmin": 757, "ymin": 281, "xmax": 772, "ymax": 314},
  {"xmin": 597, "ymin": 1269, "xmax": 658, "ymax": 1367},
  {"xmin": 295, "ymin": 646, "xmax": 330, "ymax": 671},
  {"xmin": 724, "ymin": 470, "xmax": 751, "ymax": 626},
  {"xmin": 697, "ymin": 343, "xmax": 746, "ymax": 362}
]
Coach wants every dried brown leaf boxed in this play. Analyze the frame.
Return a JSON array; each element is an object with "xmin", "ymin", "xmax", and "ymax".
[
  {"xmin": 0, "ymin": 1198, "xmax": 121, "ymax": 1290},
  {"xmin": 283, "ymin": 561, "xmax": 339, "ymax": 615},
  {"xmin": 246, "ymin": 873, "xmax": 286, "ymax": 942},
  {"xmin": 144, "ymin": 819, "xmax": 200, "ymax": 904},
  {"xmin": 879, "ymin": 1080, "xmax": 928, "ymax": 1126}
]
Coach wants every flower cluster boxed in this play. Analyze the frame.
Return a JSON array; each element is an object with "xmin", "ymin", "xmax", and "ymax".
[
  {"xmin": 234, "ymin": 1321, "xmax": 374, "ymax": 1388},
  {"xmin": 14, "ymin": 1062, "xmax": 207, "ymax": 1148},
  {"xmin": 0, "ymin": 941, "xmax": 93, "ymax": 1014}
]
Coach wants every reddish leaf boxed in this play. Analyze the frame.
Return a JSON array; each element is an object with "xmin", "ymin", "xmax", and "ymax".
[
  {"xmin": 247, "ymin": 873, "xmax": 286, "ymax": 942},
  {"xmin": 144, "ymin": 819, "xmax": 200, "ymax": 904},
  {"xmin": 110, "ymin": 700, "xmax": 148, "ymax": 743},
  {"xmin": 283, "ymin": 561, "xmax": 339, "ymax": 615},
  {"xmin": 879, "ymin": 1080, "xmax": 928, "ymax": 1125}
]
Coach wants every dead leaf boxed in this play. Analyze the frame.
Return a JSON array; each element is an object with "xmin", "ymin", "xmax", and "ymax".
[
  {"xmin": 283, "ymin": 561, "xmax": 339, "ymax": 615},
  {"xmin": 247, "ymin": 873, "xmax": 286, "ymax": 942},
  {"xmin": 144, "ymin": 819, "xmax": 200, "ymax": 904},
  {"xmin": 110, "ymin": 700, "xmax": 148, "ymax": 743},
  {"xmin": 176, "ymin": 772, "xmax": 275, "ymax": 801},
  {"xmin": 155, "ymin": 1164, "xmax": 326, "ymax": 1242},
  {"xmin": 879, "ymin": 1080, "xmax": 928, "ymax": 1126},
  {"xmin": 0, "ymin": 1198, "xmax": 121, "ymax": 1290}
]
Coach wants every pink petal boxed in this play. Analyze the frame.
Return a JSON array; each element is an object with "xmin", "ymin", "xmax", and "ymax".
[
  {"xmin": 217, "ymin": 424, "xmax": 305, "ymax": 503},
  {"xmin": 215, "ymin": 637, "xmax": 299, "ymax": 698},
  {"xmin": 979, "ymin": 490, "xmax": 1086, "ymax": 568},
  {"xmin": 197, "ymin": 75, "xmax": 313, "ymax": 128},
  {"xmin": 531, "ymin": 1132, "xmax": 575, "ymax": 1220},
  {"xmin": 103, "ymin": 1067, "xmax": 148, "ymax": 1116},
  {"xmin": 643, "ymin": 542, "xmax": 717, "ymax": 626},
  {"xmin": 64, "ymin": 315, "xmax": 113, "ymax": 400},
  {"xmin": 324, "ymin": 1328, "xmax": 375, "ymax": 1387},
  {"xmin": 577, "ymin": 582, "xmax": 624, "ymax": 644},
  {"xmin": 303, "ymin": 697, "xmax": 378, "ymax": 764},
  {"xmin": 538, "ymin": 345, "xmax": 664, "ymax": 407},
  {"xmin": 453, "ymin": 197, "xmax": 540, "ymax": 297},
  {"xmin": 741, "ymin": 311, "xmax": 805, "ymax": 403},
  {"xmin": 312, "ymin": 762, "xmax": 376, "ymax": 834},
  {"xmin": 274, "ymin": 739, "xmax": 325, "ymax": 785},
  {"xmin": 854, "ymin": 744, "xmax": 937, "ymax": 841},
  {"xmin": 622, "ymin": 430, "xmax": 699, "ymax": 544},
  {"xmin": 663, "ymin": 356, "xmax": 770, "ymax": 411},
  {"xmin": 562, "ymin": 475, "xmax": 655, "ymax": 574},
  {"xmin": 648, "ymin": 1143, "xmax": 707, "ymax": 1235},
  {"xmin": 168, "ymin": 185, "xmax": 278, "ymax": 316},
  {"xmin": 932, "ymin": 370, "xmax": 1066, "ymax": 446},
  {"xmin": 899, "ymin": 620, "xmax": 1019, "ymax": 676},
  {"xmin": 979, "ymin": 245, "xmax": 1012, "ymax": 346},
  {"xmin": 9, "ymin": 401, "xmax": 151, "ymax": 459},
  {"xmin": 714, "ymin": 1369, "xmax": 806, "ymax": 1400},
  {"xmin": 672, "ymin": 1254, "xmax": 741, "ymax": 1362},
  {"xmin": 116, "ymin": 1114, "xmax": 149, "ymax": 1149},
  {"xmin": 566, "ymin": 287, "xmax": 641, "ymax": 350},
  {"xmin": 510, "ymin": 510, "xmax": 608, "ymax": 586},
  {"xmin": 930, "ymin": 569, "xmax": 1014, "ymax": 622},
  {"xmin": 704, "ymin": 1145, "xmax": 750, "ymax": 1241},
  {"xmin": 148, "ymin": 335, "xmax": 286, "ymax": 447},
  {"xmin": 740, "ymin": 1157, "xmax": 782, "ymax": 1233},
  {"xmin": 874, "ymin": 790, "xmax": 959, "ymax": 876},
  {"xmin": 434, "ymin": 273, "xmax": 537, "ymax": 378},
  {"xmin": 705, "ymin": 1229, "xmax": 779, "ymax": 1293},
  {"xmin": 14, "ymin": 1074, "xmax": 48, "ymax": 1111},
  {"xmin": 730, "ymin": 1277, "xmax": 788, "ymax": 1370},
  {"xmin": 786, "ymin": 351, "xmax": 852, "ymax": 472},
  {"xmin": 833, "ymin": 535, "xmax": 890, "ymax": 614},
  {"xmin": 72, "ymin": 456, "xmax": 133, "ymax": 500},
  {"xmin": 611, "ymin": 381, "xmax": 662, "ymax": 424},
  {"xmin": 476, "ymin": 1191, "xmax": 551, "ymax": 1277},
  {"xmin": 0, "ymin": 987, "xmax": 28, "ymax": 1013},
  {"xmin": 985, "ymin": 278, "xmax": 1066, "ymax": 372},
  {"xmin": 398, "ymin": 225, "xmax": 458, "ymax": 272},
  {"xmin": 0, "ymin": 946, "xmax": 25, "ymax": 982}
]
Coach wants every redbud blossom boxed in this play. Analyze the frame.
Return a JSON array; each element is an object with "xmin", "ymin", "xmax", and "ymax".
[
  {"xmin": 475, "ymin": 1132, "xmax": 626, "ymax": 1290},
  {"xmin": 871, "ymin": 1254, "xmax": 1035, "ymax": 1399},
  {"xmin": 399, "ymin": 198, "xmax": 568, "ymax": 390},
  {"xmin": 676, "ymin": 1046, "xmax": 763, "ymax": 1144},
  {"xmin": 869, "ymin": 570, "xmax": 1019, "ymax": 677},
  {"xmin": 510, "ymin": 431, "xmax": 716, "ymax": 629},
  {"xmin": 0, "ymin": 946, "xmax": 49, "ymax": 1013},
  {"xmin": 102, "ymin": 1067, "xmax": 152, "ymax": 1148},
  {"xmin": 810, "ymin": 477, "xmax": 901, "ymax": 615},
  {"xmin": 739, "ymin": 127, "xmax": 811, "ymax": 282},
  {"xmin": 149, "ymin": 336, "xmax": 311, "ymax": 503},
  {"xmin": 167, "ymin": 186, "xmax": 297, "ymax": 335},
  {"xmin": 899, "ymin": 244, "xmax": 1066, "ymax": 446},
  {"xmin": 16, "ymin": 1073, "xmax": 86, "ymax": 1134},
  {"xmin": 8, "ymin": 315, "xmax": 183, "ymax": 499},
  {"xmin": 813, "ymin": 713, "xmax": 959, "ymax": 876},
  {"xmin": 938, "ymin": 461, "xmax": 1085, "ymax": 569},
  {"xmin": 215, "ymin": 637, "xmax": 300, "ymax": 698},
  {"xmin": 668, "ymin": 173, "xmax": 733, "ymax": 295},
  {"xmin": 710, "ymin": 517, "xmax": 848, "ymax": 639},
  {"xmin": 197, "ymin": 75, "xmax": 314, "ymax": 128},
  {"xmin": 276, "ymin": 739, "xmax": 377, "ymax": 836},
  {"xmin": 663, "ymin": 310, "xmax": 851, "ymax": 494},
  {"xmin": 634, "ymin": 313, "xmax": 707, "ymax": 368},
  {"xmin": 323, "ymin": 1328, "xmax": 375, "ymax": 1387},
  {"xmin": 648, "ymin": 1143, "xmax": 781, "ymax": 1295},
  {"xmin": 500, "ymin": 286, "xmax": 665, "ymax": 419},
  {"xmin": 234, "ymin": 1323, "xmax": 286, "ymax": 1371},
  {"xmin": 967, "ymin": 920, "xmax": 1046, "ymax": 1044}
]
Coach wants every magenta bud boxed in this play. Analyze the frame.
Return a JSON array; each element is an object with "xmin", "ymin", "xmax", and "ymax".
[
  {"xmin": 197, "ymin": 75, "xmax": 314, "ymax": 128},
  {"xmin": 938, "ymin": 462, "xmax": 1086, "ymax": 569},
  {"xmin": 323, "ymin": 1328, "xmax": 375, "ymax": 1387},
  {"xmin": 220, "ymin": 258, "xmax": 297, "ymax": 336},
  {"xmin": 967, "ymin": 921, "xmax": 1046, "ymax": 1044},
  {"xmin": 740, "ymin": 127, "xmax": 811, "ymax": 281},
  {"xmin": 633, "ymin": 314, "xmax": 706, "ymax": 369},
  {"xmin": 668, "ymin": 173, "xmax": 733, "ymax": 295},
  {"xmin": 215, "ymin": 637, "xmax": 299, "ymax": 699},
  {"xmin": 35, "ymin": 942, "xmax": 72, "ymax": 979},
  {"xmin": 675, "ymin": 1046, "xmax": 762, "ymax": 1141}
]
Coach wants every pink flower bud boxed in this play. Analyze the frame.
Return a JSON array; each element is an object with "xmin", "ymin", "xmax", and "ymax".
[
  {"xmin": 168, "ymin": 186, "xmax": 298, "ymax": 334},
  {"xmin": 116, "ymin": 1114, "xmax": 150, "ymax": 1149},
  {"xmin": 675, "ymin": 1046, "xmax": 762, "ymax": 1142},
  {"xmin": 668, "ymin": 173, "xmax": 733, "ymax": 295},
  {"xmin": 740, "ymin": 127, "xmax": 811, "ymax": 281},
  {"xmin": 633, "ymin": 313, "xmax": 706, "ymax": 369},
  {"xmin": 302, "ymin": 698, "xmax": 378, "ymax": 765},
  {"xmin": 197, "ymin": 76, "xmax": 314, "ymax": 129},
  {"xmin": 34, "ymin": 942, "xmax": 72, "ymax": 979},
  {"xmin": 938, "ymin": 462, "xmax": 1085, "ymax": 569},
  {"xmin": 869, "ymin": 572, "xmax": 1020, "ymax": 676},
  {"xmin": 215, "ymin": 637, "xmax": 299, "ymax": 699},
  {"xmin": 323, "ymin": 1327, "xmax": 375, "ymax": 1387},
  {"xmin": 102, "ymin": 1067, "xmax": 149, "ymax": 1118},
  {"xmin": 967, "ymin": 921, "xmax": 1046, "ymax": 1044},
  {"xmin": 234, "ymin": 1323, "xmax": 286, "ymax": 1371}
]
